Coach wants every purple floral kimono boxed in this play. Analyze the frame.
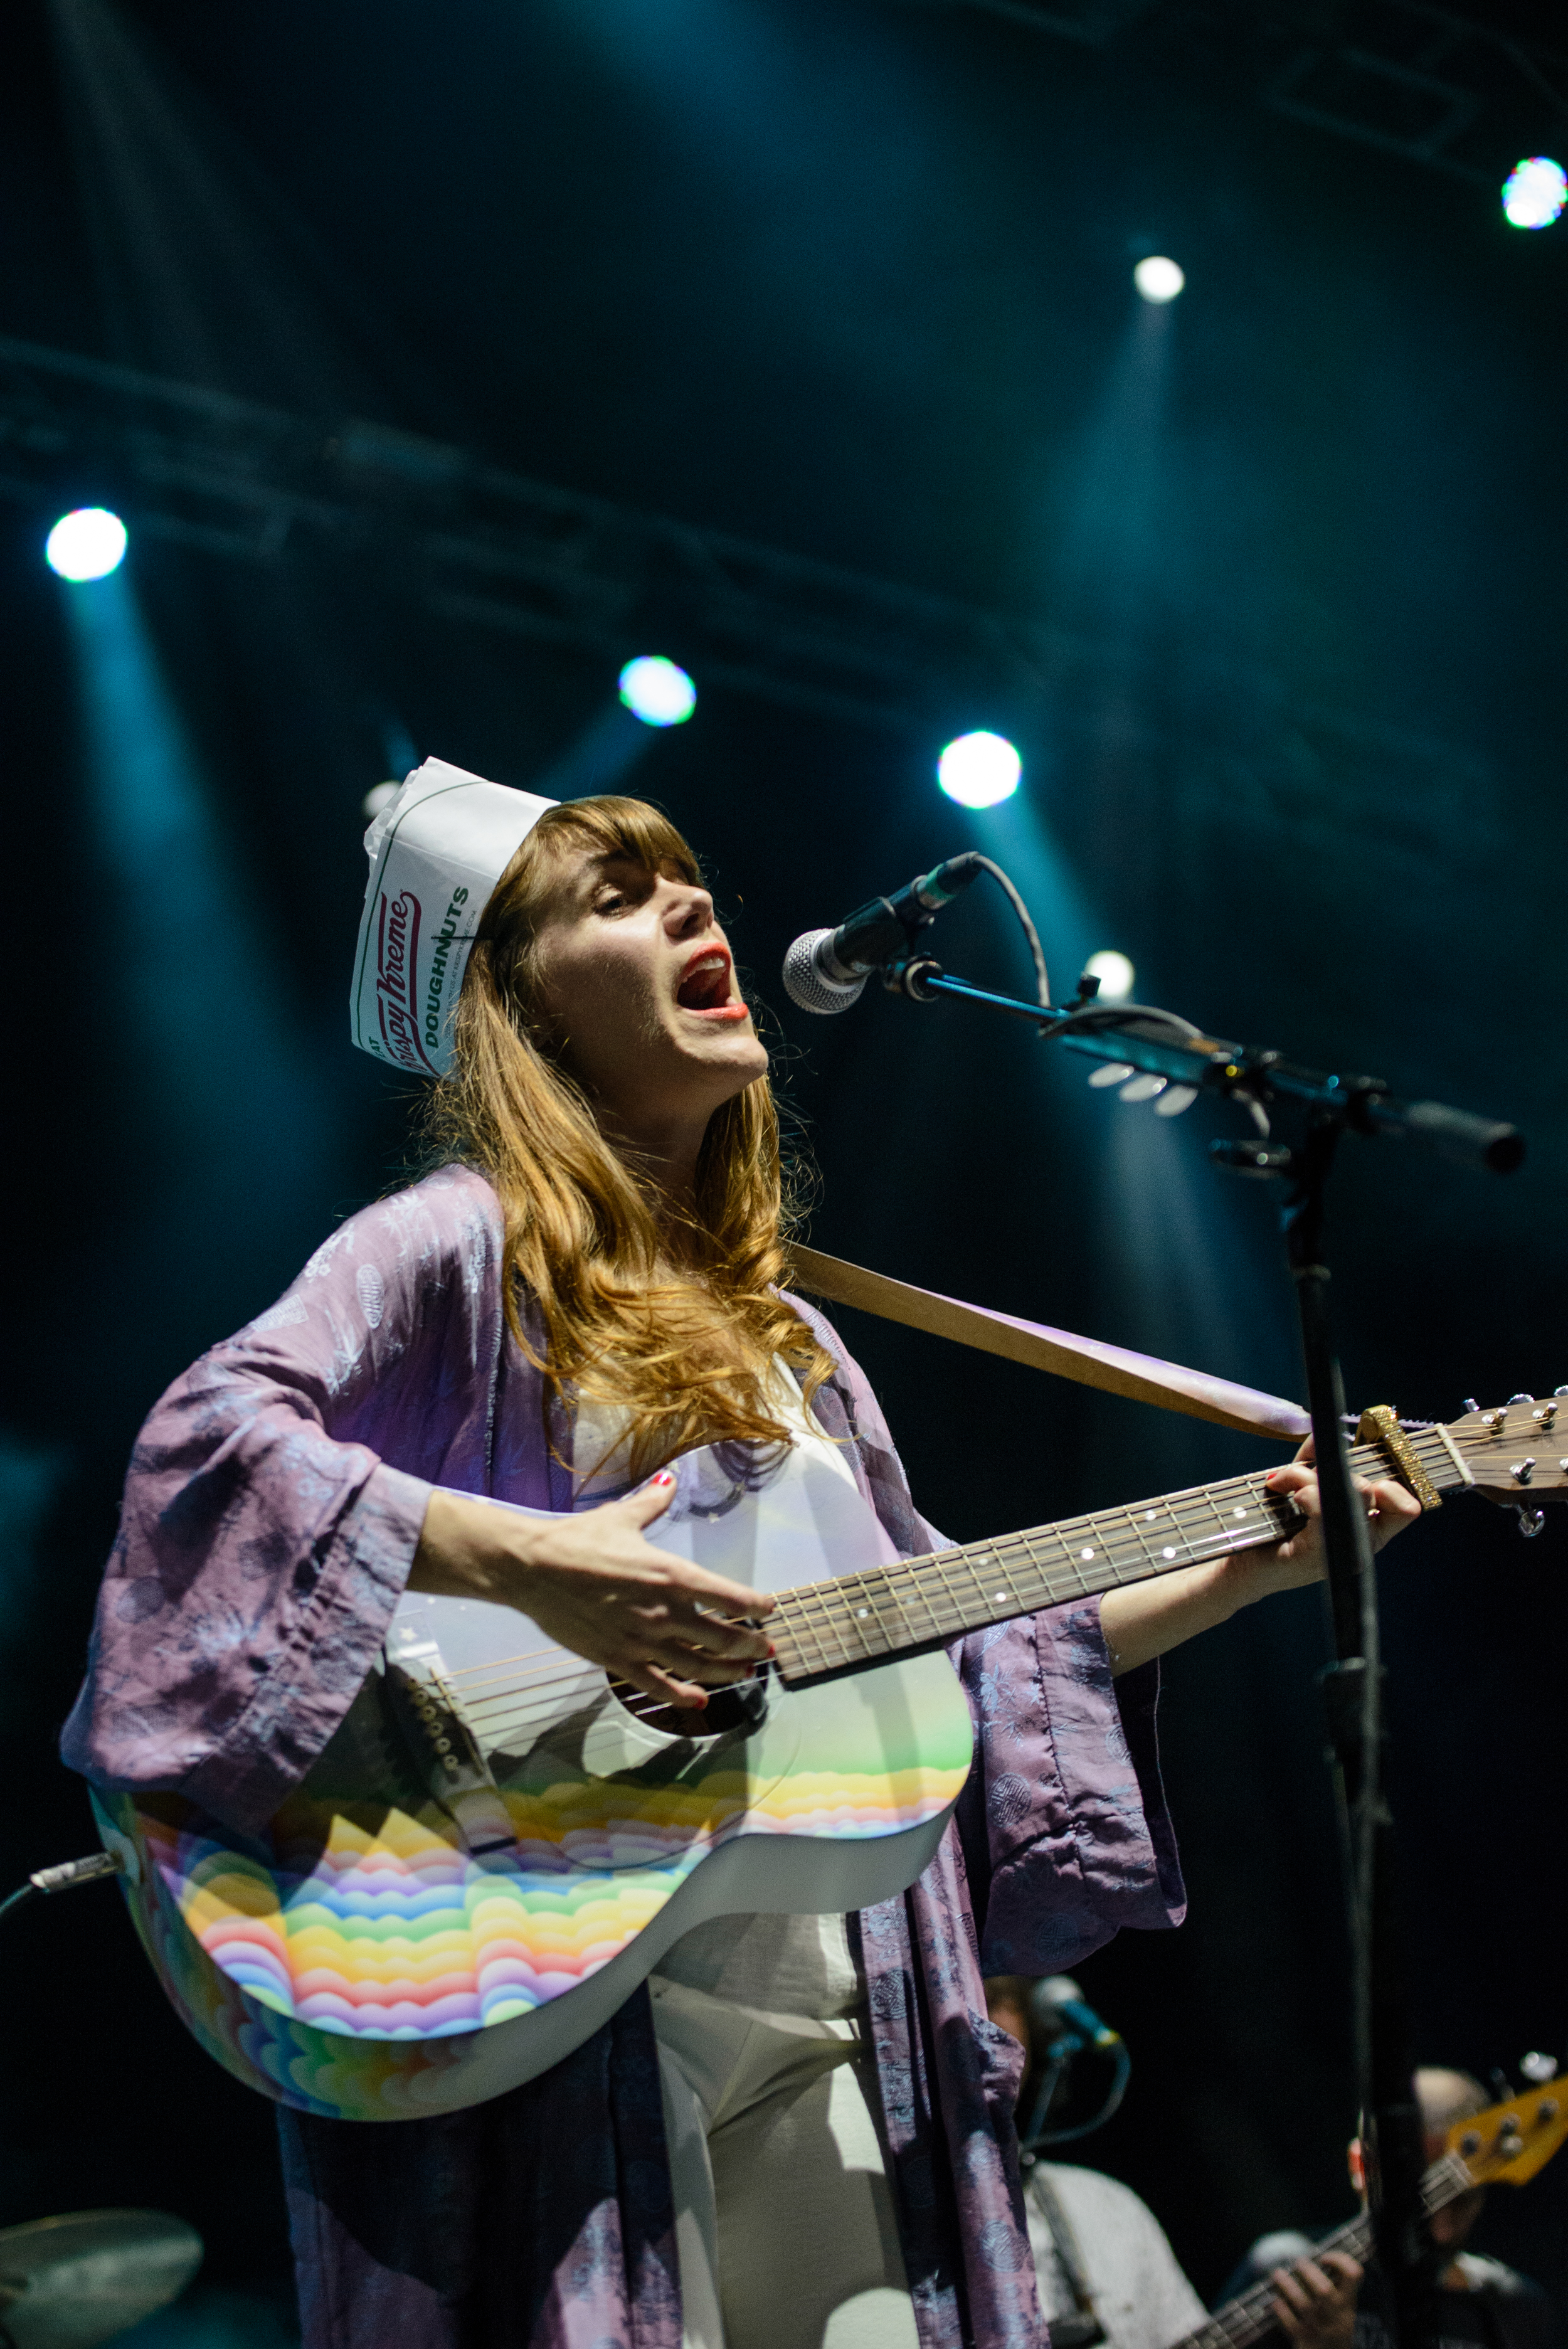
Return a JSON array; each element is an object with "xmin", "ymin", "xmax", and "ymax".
[{"xmin": 62, "ymin": 1164, "xmax": 1185, "ymax": 2349}]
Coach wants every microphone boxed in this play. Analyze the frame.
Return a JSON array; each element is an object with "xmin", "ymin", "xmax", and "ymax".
[
  {"xmin": 781, "ymin": 852, "xmax": 985, "ymax": 1014},
  {"xmin": 1028, "ymin": 1975, "xmax": 1120, "ymax": 2052}
]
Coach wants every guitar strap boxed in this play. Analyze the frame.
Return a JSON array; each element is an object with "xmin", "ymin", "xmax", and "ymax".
[
  {"xmin": 1025, "ymin": 2167, "xmax": 1107, "ymax": 2349},
  {"xmin": 783, "ymin": 1244, "xmax": 1310, "ymax": 1445}
]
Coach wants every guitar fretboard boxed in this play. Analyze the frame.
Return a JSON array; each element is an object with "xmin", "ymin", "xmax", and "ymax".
[
  {"xmin": 1175, "ymin": 2153, "xmax": 1472, "ymax": 2349},
  {"xmin": 770, "ymin": 1427, "xmax": 1458, "ymax": 1685}
]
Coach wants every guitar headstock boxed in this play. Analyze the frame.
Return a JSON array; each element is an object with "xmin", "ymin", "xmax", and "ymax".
[
  {"xmin": 1447, "ymin": 1394, "xmax": 1568, "ymax": 1506},
  {"xmin": 1449, "ymin": 2077, "xmax": 1568, "ymax": 2187}
]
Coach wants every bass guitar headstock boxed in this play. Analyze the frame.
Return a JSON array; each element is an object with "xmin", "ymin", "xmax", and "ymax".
[
  {"xmin": 1449, "ymin": 2076, "xmax": 1568, "ymax": 2188},
  {"xmin": 1448, "ymin": 1392, "xmax": 1568, "ymax": 1507}
]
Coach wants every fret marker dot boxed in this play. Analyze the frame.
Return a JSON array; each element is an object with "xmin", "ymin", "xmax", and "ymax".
[
  {"xmin": 1144, "ymin": 1510, "xmax": 1157, "ymax": 1522},
  {"xmin": 1233, "ymin": 1507, "xmax": 1248, "ymax": 1519},
  {"xmin": 857, "ymin": 1608, "xmax": 869, "ymax": 1619},
  {"xmin": 1080, "ymin": 1547, "xmax": 1095, "ymax": 1561},
  {"xmin": 994, "ymin": 1591, "xmax": 1008, "ymax": 1603},
  {"xmin": 1162, "ymin": 1546, "xmax": 1177, "ymax": 1560}
]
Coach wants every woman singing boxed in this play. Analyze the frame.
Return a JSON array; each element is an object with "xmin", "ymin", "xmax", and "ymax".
[{"xmin": 63, "ymin": 766, "xmax": 1416, "ymax": 2349}]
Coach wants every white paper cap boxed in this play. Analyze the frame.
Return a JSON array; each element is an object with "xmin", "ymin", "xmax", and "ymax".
[{"xmin": 349, "ymin": 758, "xmax": 556, "ymax": 1076}]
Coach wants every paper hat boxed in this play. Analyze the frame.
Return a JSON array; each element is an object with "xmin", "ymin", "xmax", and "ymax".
[{"xmin": 349, "ymin": 758, "xmax": 557, "ymax": 1076}]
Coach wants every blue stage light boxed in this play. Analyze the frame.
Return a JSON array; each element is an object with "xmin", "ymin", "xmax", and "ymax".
[
  {"xmin": 1133, "ymin": 256, "xmax": 1184, "ymax": 304},
  {"xmin": 937, "ymin": 731, "xmax": 1020, "ymax": 809},
  {"xmin": 1502, "ymin": 157, "xmax": 1567, "ymax": 230},
  {"xmin": 45, "ymin": 507, "xmax": 128, "ymax": 581},
  {"xmin": 618, "ymin": 655, "xmax": 696, "ymax": 727}
]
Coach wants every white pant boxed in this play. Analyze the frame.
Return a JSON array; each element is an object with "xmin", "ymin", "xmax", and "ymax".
[{"xmin": 650, "ymin": 1976, "xmax": 921, "ymax": 2349}]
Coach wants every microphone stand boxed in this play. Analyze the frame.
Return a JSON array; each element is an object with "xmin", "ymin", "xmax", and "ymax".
[{"xmin": 874, "ymin": 951, "xmax": 1525, "ymax": 2349}]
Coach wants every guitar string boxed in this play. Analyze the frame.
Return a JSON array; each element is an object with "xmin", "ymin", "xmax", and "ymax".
[
  {"xmin": 452, "ymin": 1429, "xmax": 1472, "ymax": 1726},
  {"xmin": 444, "ymin": 1423, "xmax": 1464, "ymax": 1699},
  {"xmin": 457, "ymin": 1496, "xmax": 1295, "ymax": 1722},
  {"xmin": 458, "ymin": 1460, "xmax": 1441, "ymax": 1727},
  {"xmin": 1179, "ymin": 2153, "xmax": 1475, "ymax": 2349},
  {"xmin": 457, "ymin": 1431, "xmax": 1468, "ymax": 1723}
]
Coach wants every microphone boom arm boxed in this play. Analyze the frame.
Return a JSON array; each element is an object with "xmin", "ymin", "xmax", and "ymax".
[{"xmin": 892, "ymin": 963, "xmax": 1523, "ymax": 1175}]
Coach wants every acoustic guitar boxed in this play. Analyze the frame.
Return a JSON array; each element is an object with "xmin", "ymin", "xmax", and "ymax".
[{"xmin": 93, "ymin": 1394, "xmax": 1563, "ymax": 2121}]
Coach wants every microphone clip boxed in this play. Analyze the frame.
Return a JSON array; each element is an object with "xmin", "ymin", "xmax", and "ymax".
[{"xmin": 882, "ymin": 955, "xmax": 945, "ymax": 1003}]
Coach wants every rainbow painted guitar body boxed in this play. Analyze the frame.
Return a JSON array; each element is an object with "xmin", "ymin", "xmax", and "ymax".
[{"xmin": 95, "ymin": 1441, "xmax": 974, "ymax": 2123}]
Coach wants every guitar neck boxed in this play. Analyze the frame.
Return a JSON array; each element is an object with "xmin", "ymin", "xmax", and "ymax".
[
  {"xmin": 1174, "ymin": 2153, "xmax": 1472, "ymax": 2349},
  {"xmin": 769, "ymin": 1424, "xmax": 1466, "ymax": 1686}
]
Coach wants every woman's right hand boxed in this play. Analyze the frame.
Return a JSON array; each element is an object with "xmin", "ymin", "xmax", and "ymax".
[{"xmin": 408, "ymin": 1473, "xmax": 775, "ymax": 1712}]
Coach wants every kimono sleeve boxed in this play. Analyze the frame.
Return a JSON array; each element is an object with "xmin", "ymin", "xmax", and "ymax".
[
  {"xmin": 956, "ymin": 1598, "xmax": 1187, "ymax": 1972},
  {"xmin": 59, "ymin": 1166, "xmax": 509, "ymax": 1837}
]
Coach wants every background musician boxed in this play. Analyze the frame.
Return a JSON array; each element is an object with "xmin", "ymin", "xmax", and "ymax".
[{"xmin": 1221, "ymin": 2070, "xmax": 1555, "ymax": 2349}]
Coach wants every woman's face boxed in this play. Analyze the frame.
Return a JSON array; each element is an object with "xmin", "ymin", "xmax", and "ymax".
[{"xmin": 529, "ymin": 847, "xmax": 768, "ymax": 1145}]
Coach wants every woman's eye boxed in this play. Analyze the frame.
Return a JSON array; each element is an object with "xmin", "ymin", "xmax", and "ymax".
[{"xmin": 595, "ymin": 891, "xmax": 629, "ymax": 915}]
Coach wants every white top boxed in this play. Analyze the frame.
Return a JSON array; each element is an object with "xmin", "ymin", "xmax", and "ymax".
[
  {"xmin": 573, "ymin": 1362, "xmax": 865, "ymax": 2027},
  {"xmin": 1027, "ymin": 2164, "xmax": 1208, "ymax": 2349}
]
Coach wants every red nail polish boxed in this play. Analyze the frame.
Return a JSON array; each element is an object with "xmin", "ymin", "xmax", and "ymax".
[{"xmin": 650, "ymin": 1470, "xmax": 675, "ymax": 1488}]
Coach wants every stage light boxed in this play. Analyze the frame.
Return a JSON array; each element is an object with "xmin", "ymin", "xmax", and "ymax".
[
  {"xmin": 937, "ymin": 731, "xmax": 1021, "ymax": 809},
  {"xmin": 1083, "ymin": 948, "xmax": 1135, "ymax": 1000},
  {"xmin": 363, "ymin": 781, "xmax": 400, "ymax": 820},
  {"xmin": 618, "ymin": 655, "xmax": 696, "ymax": 727},
  {"xmin": 46, "ymin": 507, "xmax": 127, "ymax": 581},
  {"xmin": 1133, "ymin": 257, "xmax": 1184, "ymax": 304},
  {"xmin": 1502, "ymin": 157, "xmax": 1567, "ymax": 230}
]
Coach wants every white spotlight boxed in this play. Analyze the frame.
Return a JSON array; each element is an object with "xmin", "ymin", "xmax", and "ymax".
[
  {"xmin": 1133, "ymin": 256, "xmax": 1185, "ymax": 305},
  {"xmin": 936, "ymin": 731, "xmax": 1020, "ymax": 810},
  {"xmin": 363, "ymin": 782, "xmax": 400, "ymax": 821},
  {"xmin": 1502, "ymin": 157, "xmax": 1567, "ymax": 230},
  {"xmin": 618, "ymin": 655, "xmax": 696, "ymax": 728},
  {"xmin": 46, "ymin": 506, "xmax": 128, "ymax": 581},
  {"xmin": 1083, "ymin": 949, "xmax": 1135, "ymax": 1000}
]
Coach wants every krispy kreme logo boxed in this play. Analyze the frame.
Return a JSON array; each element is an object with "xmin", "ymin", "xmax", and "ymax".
[{"xmin": 374, "ymin": 889, "xmax": 437, "ymax": 1073}]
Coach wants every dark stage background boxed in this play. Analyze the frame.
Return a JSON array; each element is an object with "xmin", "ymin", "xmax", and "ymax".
[{"xmin": 2, "ymin": 1, "xmax": 1565, "ymax": 2339}]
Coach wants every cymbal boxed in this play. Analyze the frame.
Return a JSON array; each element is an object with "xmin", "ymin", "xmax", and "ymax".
[{"xmin": 0, "ymin": 2210, "xmax": 202, "ymax": 2349}]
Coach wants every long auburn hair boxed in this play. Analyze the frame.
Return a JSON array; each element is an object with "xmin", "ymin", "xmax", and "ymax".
[{"xmin": 421, "ymin": 795, "xmax": 835, "ymax": 1475}]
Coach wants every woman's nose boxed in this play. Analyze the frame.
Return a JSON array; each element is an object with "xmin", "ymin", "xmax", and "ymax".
[{"xmin": 666, "ymin": 884, "xmax": 715, "ymax": 933}]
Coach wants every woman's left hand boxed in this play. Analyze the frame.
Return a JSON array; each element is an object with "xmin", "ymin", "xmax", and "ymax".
[
  {"xmin": 1099, "ymin": 1437, "xmax": 1422, "ymax": 1675},
  {"xmin": 1239, "ymin": 1433, "xmax": 1422, "ymax": 1603}
]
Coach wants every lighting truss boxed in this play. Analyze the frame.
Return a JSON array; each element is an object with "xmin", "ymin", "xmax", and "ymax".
[
  {"xmin": 1262, "ymin": 0, "xmax": 1568, "ymax": 185},
  {"xmin": 907, "ymin": 0, "xmax": 1568, "ymax": 185},
  {"xmin": 0, "ymin": 331, "xmax": 1498, "ymax": 874},
  {"xmin": 0, "ymin": 332, "xmax": 1064, "ymax": 736}
]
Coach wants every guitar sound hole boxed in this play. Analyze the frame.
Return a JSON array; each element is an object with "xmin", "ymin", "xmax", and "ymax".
[{"xmin": 610, "ymin": 1670, "xmax": 770, "ymax": 1741}]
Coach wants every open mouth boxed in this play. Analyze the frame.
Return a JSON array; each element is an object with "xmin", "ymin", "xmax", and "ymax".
[{"xmin": 675, "ymin": 951, "xmax": 736, "ymax": 1012}]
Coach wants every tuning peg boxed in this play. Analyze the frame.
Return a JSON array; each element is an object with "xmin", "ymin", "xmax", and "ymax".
[
  {"xmin": 1515, "ymin": 1507, "xmax": 1546, "ymax": 1539},
  {"xmin": 1087, "ymin": 1063, "xmax": 1134, "ymax": 1089},
  {"xmin": 1510, "ymin": 1393, "xmax": 1535, "ymax": 1407},
  {"xmin": 1153, "ymin": 1084, "xmax": 1199, "ymax": 1118},
  {"xmin": 1119, "ymin": 1074, "xmax": 1166, "ymax": 1103},
  {"xmin": 1520, "ymin": 2052, "xmax": 1559, "ymax": 2084},
  {"xmin": 1533, "ymin": 1403, "xmax": 1559, "ymax": 1427},
  {"xmin": 1510, "ymin": 1459, "xmax": 1537, "ymax": 1485},
  {"xmin": 1462, "ymin": 1398, "xmax": 1480, "ymax": 1415},
  {"xmin": 1556, "ymin": 1386, "xmax": 1568, "ymax": 1399}
]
